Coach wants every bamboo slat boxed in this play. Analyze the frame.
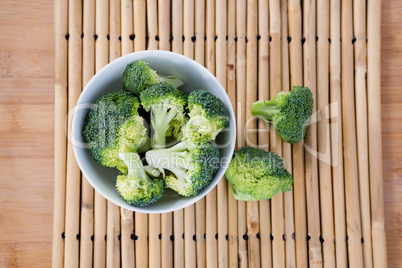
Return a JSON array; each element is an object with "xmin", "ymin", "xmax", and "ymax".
[
  {"xmin": 159, "ymin": 0, "xmax": 173, "ymax": 266},
  {"xmin": 257, "ymin": 0, "xmax": 272, "ymax": 267},
  {"xmin": 170, "ymin": 1, "xmax": 184, "ymax": 267},
  {"xmin": 93, "ymin": 1, "xmax": 109, "ymax": 267},
  {"xmin": 303, "ymin": 0, "xmax": 323, "ymax": 266},
  {"xmin": 236, "ymin": 0, "xmax": 248, "ymax": 267},
  {"xmin": 134, "ymin": 0, "xmax": 146, "ymax": 51},
  {"xmin": 194, "ymin": 1, "xmax": 207, "ymax": 266},
  {"xmin": 341, "ymin": 0, "xmax": 364, "ymax": 267},
  {"xmin": 227, "ymin": 0, "xmax": 237, "ymax": 266},
  {"xmin": 52, "ymin": 0, "xmax": 388, "ymax": 267},
  {"xmin": 280, "ymin": 0, "xmax": 296, "ymax": 266},
  {"xmin": 246, "ymin": 1, "xmax": 261, "ymax": 267},
  {"xmin": 147, "ymin": 0, "xmax": 158, "ymax": 50},
  {"xmin": 316, "ymin": 0, "xmax": 336, "ymax": 266},
  {"xmin": 353, "ymin": 0, "xmax": 374, "ymax": 267},
  {"xmin": 269, "ymin": 0, "xmax": 285, "ymax": 267},
  {"xmin": 79, "ymin": 0, "xmax": 95, "ymax": 266},
  {"xmin": 205, "ymin": 0, "xmax": 217, "ymax": 267},
  {"xmin": 64, "ymin": 0, "xmax": 82, "ymax": 266},
  {"xmin": 215, "ymin": 0, "xmax": 228, "ymax": 266},
  {"xmin": 288, "ymin": 0, "xmax": 309, "ymax": 266},
  {"xmin": 329, "ymin": 0, "xmax": 348, "ymax": 266},
  {"xmin": 182, "ymin": 1, "xmax": 197, "ymax": 267},
  {"xmin": 52, "ymin": 0, "xmax": 68, "ymax": 266},
  {"xmin": 147, "ymin": 1, "xmax": 161, "ymax": 267},
  {"xmin": 367, "ymin": 0, "xmax": 387, "ymax": 266},
  {"xmin": 107, "ymin": 1, "xmax": 122, "ymax": 267},
  {"xmin": 121, "ymin": 1, "xmax": 135, "ymax": 267},
  {"xmin": 133, "ymin": 2, "xmax": 148, "ymax": 267}
]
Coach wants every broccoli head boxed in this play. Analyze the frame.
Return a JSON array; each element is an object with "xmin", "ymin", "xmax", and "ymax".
[
  {"xmin": 225, "ymin": 146, "xmax": 293, "ymax": 201},
  {"xmin": 251, "ymin": 86, "xmax": 313, "ymax": 143},
  {"xmin": 82, "ymin": 90, "xmax": 148, "ymax": 173},
  {"xmin": 182, "ymin": 89, "xmax": 229, "ymax": 142},
  {"xmin": 116, "ymin": 153, "xmax": 165, "ymax": 207},
  {"xmin": 123, "ymin": 60, "xmax": 184, "ymax": 95},
  {"xmin": 140, "ymin": 83, "xmax": 188, "ymax": 149},
  {"xmin": 145, "ymin": 140, "xmax": 220, "ymax": 197}
]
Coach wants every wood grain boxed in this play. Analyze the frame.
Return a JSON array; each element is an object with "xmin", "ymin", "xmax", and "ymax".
[{"xmin": 0, "ymin": 0, "xmax": 401, "ymax": 267}]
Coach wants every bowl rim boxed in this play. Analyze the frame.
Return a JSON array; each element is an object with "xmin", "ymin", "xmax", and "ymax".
[{"xmin": 72, "ymin": 50, "xmax": 236, "ymax": 213}]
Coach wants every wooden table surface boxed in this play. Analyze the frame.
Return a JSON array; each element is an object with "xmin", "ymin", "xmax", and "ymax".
[{"xmin": 0, "ymin": 0, "xmax": 400, "ymax": 267}]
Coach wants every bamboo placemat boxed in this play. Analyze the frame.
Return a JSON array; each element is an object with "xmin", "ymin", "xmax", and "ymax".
[{"xmin": 52, "ymin": 0, "xmax": 387, "ymax": 267}]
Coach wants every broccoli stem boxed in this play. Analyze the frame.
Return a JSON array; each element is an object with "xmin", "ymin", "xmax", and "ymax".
[
  {"xmin": 146, "ymin": 142, "xmax": 193, "ymax": 171},
  {"xmin": 151, "ymin": 105, "xmax": 178, "ymax": 149},
  {"xmin": 157, "ymin": 75, "xmax": 184, "ymax": 88},
  {"xmin": 119, "ymin": 153, "xmax": 150, "ymax": 183},
  {"xmin": 250, "ymin": 99, "xmax": 279, "ymax": 123}
]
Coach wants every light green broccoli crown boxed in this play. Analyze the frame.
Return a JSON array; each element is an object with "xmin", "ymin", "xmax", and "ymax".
[
  {"xmin": 140, "ymin": 83, "xmax": 188, "ymax": 148},
  {"xmin": 145, "ymin": 141, "xmax": 220, "ymax": 197},
  {"xmin": 183, "ymin": 89, "xmax": 229, "ymax": 142},
  {"xmin": 251, "ymin": 86, "xmax": 313, "ymax": 143},
  {"xmin": 225, "ymin": 147, "xmax": 293, "ymax": 201},
  {"xmin": 116, "ymin": 153, "xmax": 165, "ymax": 207},
  {"xmin": 82, "ymin": 90, "xmax": 147, "ymax": 172},
  {"xmin": 123, "ymin": 60, "xmax": 159, "ymax": 95}
]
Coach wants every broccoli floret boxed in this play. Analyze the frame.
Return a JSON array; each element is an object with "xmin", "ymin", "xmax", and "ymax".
[
  {"xmin": 182, "ymin": 89, "xmax": 229, "ymax": 142},
  {"xmin": 225, "ymin": 147, "xmax": 293, "ymax": 201},
  {"xmin": 145, "ymin": 140, "xmax": 220, "ymax": 197},
  {"xmin": 116, "ymin": 153, "xmax": 165, "ymax": 207},
  {"xmin": 82, "ymin": 90, "xmax": 148, "ymax": 173},
  {"xmin": 123, "ymin": 60, "xmax": 184, "ymax": 95},
  {"xmin": 251, "ymin": 86, "xmax": 313, "ymax": 143},
  {"xmin": 140, "ymin": 83, "xmax": 188, "ymax": 149}
]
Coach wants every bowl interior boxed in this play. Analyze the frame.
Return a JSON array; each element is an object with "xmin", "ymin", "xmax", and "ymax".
[{"xmin": 72, "ymin": 50, "xmax": 236, "ymax": 213}]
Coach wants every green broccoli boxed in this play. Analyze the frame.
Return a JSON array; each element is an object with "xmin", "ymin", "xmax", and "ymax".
[
  {"xmin": 145, "ymin": 140, "xmax": 220, "ymax": 197},
  {"xmin": 123, "ymin": 60, "xmax": 184, "ymax": 95},
  {"xmin": 182, "ymin": 89, "xmax": 229, "ymax": 142},
  {"xmin": 116, "ymin": 152, "xmax": 165, "ymax": 207},
  {"xmin": 140, "ymin": 83, "xmax": 188, "ymax": 149},
  {"xmin": 251, "ymin": 86, "xmax": 313, "ymax": 143},
  {"xmin": 82, "ymin": 90, "xmax": 148, "ymax": 173},
  {"xmin": 225, "ymin": 147, "xmax": 293, "ymax": 201}
]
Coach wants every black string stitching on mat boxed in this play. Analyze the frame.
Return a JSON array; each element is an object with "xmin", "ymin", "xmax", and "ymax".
[
  {"xmin": 67, "ymin": 33, "xmax": 353, "ymax": 44},
  {"xmin": 319, "ymin": 236, "xmax": 324, "ymax": 243}
]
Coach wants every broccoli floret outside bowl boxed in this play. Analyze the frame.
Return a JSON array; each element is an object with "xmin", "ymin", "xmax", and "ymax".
[
  {"xmin": 225, "ymin": 147, "xmax": 293, "ymax": 201},
  {"xmin": 72, "ymin": 50, "xmax": 236, "ymax": 213},
  {"xmin": 251, "ymin": 86, "xmax": 314, "ymax": 144}
]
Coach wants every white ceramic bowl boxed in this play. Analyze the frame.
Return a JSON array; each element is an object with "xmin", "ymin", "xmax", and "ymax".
[{"xmin": 72, "ymin": 50, "xmax": 236, "ymax": 213}]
